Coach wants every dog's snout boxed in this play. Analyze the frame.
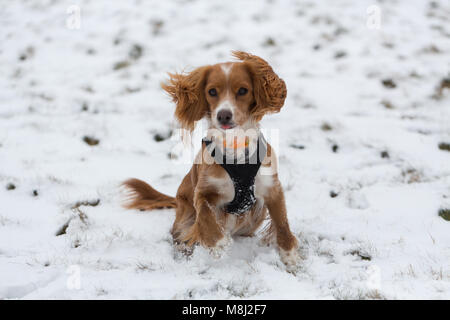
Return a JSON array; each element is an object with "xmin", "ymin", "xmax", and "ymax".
[{"xmin": 217, "ymin": 109, "xmax": 233, "ymax": 125}]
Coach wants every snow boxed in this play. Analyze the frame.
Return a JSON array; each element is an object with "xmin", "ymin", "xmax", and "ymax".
[{"xmin": 1, "ymin": 0, "xmax": 449, "ymax": 299}]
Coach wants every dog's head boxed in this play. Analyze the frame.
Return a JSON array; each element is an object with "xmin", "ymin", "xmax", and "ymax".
[{"xmin": 162, "ymin": 51, "xmax": 287, "ymax": 133}]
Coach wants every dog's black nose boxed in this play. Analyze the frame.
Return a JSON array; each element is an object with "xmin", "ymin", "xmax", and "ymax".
[{"xmin": 217, "ymin": 109, "xmax": 232, "ymax": 125}]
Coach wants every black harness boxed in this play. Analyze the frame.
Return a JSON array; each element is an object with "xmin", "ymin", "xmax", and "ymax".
[{"xmin": 202, "ymin": 135, "xmax": 267, "ymax": 215}]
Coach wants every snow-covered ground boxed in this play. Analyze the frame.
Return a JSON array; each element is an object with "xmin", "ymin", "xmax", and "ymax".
[{"xmin": 1, "ymin": 0, "xmax": 449, "ymax": 299}]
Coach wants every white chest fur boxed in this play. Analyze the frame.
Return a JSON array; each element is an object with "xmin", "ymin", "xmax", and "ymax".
[
  {"xmin": 206, "ymin": 166, "xmax": 274, "ymax": 206},
  {"xmin": 205, "ymin": 163, "xmax": 275, "ymax": 237}
]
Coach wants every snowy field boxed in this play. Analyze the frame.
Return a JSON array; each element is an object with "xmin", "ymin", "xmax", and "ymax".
[{"xmin": 1, "ymin": 0, "xmax": 449, "ymax": 299}]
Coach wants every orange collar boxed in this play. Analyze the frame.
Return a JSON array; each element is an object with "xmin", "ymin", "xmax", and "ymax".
[{"xmin": 222, "ymin": 136, "xmax": 249, "ymax": 150}]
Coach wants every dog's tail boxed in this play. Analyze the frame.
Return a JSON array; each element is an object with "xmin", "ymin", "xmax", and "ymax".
[{"xmin": 122, "ymin": 178, "xmax": 177, "ymax": 210}]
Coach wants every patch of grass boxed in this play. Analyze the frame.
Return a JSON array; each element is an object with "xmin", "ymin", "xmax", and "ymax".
[
  {"xmin": 226, "ymin": 281, "xmax": 252, "ymax": 298},
  {"xmin": 6, "ymin": 183, "xmax": 16, "ymax": 190},
  {"xmin": 349, "ymin": 249, "xmax": 372, "ymax": 261},
  {"xmin": 365, "ymin": 289, "xmax": 385, "ymax": 300},
  {"xmin": 438, "ymin": 142, "xmax": 450, "ymax": 152},
  {"xmin": 153, "ymin": 130, "xmax": 172, "ymax": 142},
  {"xmin": 136, "ymin": 262, "xmax": 157, "ymax": 272},
  {"xmin": 334, "ymin": 27, "xmax": 348, "ymax": 36},
  {"xmin": 321, "ymin": 122, "xmax": 333, "ymax": 131},
  {"xmin": 167, "ymin": 151, "xmax": 178, "ymax": 160},
  {"xmin": 72, "ymin": 199, "xmax": 100, "ymax": 210},
  {"xmin": 332, "ymin": 287, "xmax": 385, "ymax": 300},
  {"xmin": 381, "ymin": 79, "xmax": 396, "ymax": 89},
  {"xmin": 96, "ymin": 288, "xmax": 108, "ymax": 296},
  {"xmin": 82, "ymin": 136, "xmax": 100, "ymax": 146},
  {"xmin": 19, "ymin": 46, "xmax": 34, "ymax": 61},
  {"xmin": 421, "ymin": 44, "xmax": 440, "ymax": 54},
  {"xmin": 380, "ymin": 151, "xmax": 390, "ymax": 159},
  {"xmin": 407, "ymin": 264, "xmax": 417, "ymax": 277},
  {"xmin": 381, "ymin": 100, "xmax": 394, "ymax": 109},
  {"xmin": 129, "ymin": 44, "xmax": 143, "ymax": 60},
  {"xmin": 290, "ymin": 144, "xmax": 305, "ymax": 150},
  {"xmin": 0, "ymin": 216, "xmax": 18, "ymax": 226},
  {"xmin": 56, "ymin": 205, "xmax": 91, "ymax": 236},
  {"xmin": 151, "ymin": 20, "xmax": 164, "ymax": 35},
  {"xmin": 401, "ymin": 168, "xmax": 423, "ymax": 184},
  {"xmin": 124, "ymin": 87, "xmax": 141, "ymax": 94},
  {"xmin": 439, "ymin": 77, "xmax": 450, "ymax": 90},
  {"xmin": 334, "ymin": 50, "xmax": 347, "ymax": 59},
  {"xmin": 154, "ymin": 134, "xmax": 164, "ymax": 142},
  {"xmin": 434, "ymin": 77, "xmax": 450, "ymax": 99},
  {"xmin": 409, "ymin": 71, "xmax": 421, "ymax": 78},
  {"xmin": 55, "ymin": 220, "xmax": 70, "ymax": 236},
  {"xmin": 330, "ymin": 191, "xmax": 338, "ymax": 198},
  {"xmin": 113, "ymin": 60, "xmax": 130, "ymax": 70},
  {"xmin": 73, "ymin": 238, "xmax": 81, "ymax": 248},
  {"xmin": 430, "ymin": 267, "xmax": 444, "ymax": 280},
  {"xmin": 302, "ymin": 103, "xmax": 316, "ymax": 109},
  {"xmin": 438, "ymin": 208, "xmax": 450, "ymax": 221},
  {"xmin": 263, "ymin": 37, "xmax": 276, "ymax": 47}
]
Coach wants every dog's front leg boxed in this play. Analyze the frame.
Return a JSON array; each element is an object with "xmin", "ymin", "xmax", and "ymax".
[
  {"xmin": 182, "ymin": 191, "xmax": 229, "ymax": 256},
  {"xmin": 265, "ymin": 180, "xmax": 300, "ymax": 271}
]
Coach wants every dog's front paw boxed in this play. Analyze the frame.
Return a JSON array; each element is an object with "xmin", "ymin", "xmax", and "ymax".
[
  {"xmin": 279, "ymin": 247, "xmax": 301, "ymax": 273},
  {"xmin": 208, "ymin": 235, "xmax": 232, "ymax": 259},
  {"xmin": 173, "ymin": 240, "xmax": 194, "ymax": 259}
]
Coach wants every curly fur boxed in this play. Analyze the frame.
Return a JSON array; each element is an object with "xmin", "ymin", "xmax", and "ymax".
[
  {"xmin": 161, "ymin": 66, "xmax": 211, "ymax": 132},
  {"xmin": 232, "ymin": 51, "xmax": 287, "ymax": 121}
]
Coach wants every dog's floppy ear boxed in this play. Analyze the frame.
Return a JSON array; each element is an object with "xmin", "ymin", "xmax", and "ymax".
[
  {"xmin": 161, "ymin": 66, "xmax": 211, "ymax": 132},
  {"xmin": 232, "ymin": 51, "xmax": 287, "ymax": 121}
]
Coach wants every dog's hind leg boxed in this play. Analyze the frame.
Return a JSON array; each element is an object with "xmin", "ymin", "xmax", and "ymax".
[{"xmin": 171, "ymin": 195, "xmax": 196, "ymax": 254}]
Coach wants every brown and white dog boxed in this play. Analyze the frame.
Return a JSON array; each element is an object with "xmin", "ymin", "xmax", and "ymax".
[{"xmin": 122, "ymin": 51, "xmax": 299, "ymax": 270}]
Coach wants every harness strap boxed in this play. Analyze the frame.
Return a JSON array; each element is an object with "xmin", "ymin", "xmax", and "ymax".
[{"xmin": 203, "ymin": 134, "xmax": 267, "ymax": 215}]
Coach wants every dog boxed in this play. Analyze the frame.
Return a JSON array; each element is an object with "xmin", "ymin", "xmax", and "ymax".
[{"xmin": 122, "ymin": 51, "xmax": 299, "ymax": 270}]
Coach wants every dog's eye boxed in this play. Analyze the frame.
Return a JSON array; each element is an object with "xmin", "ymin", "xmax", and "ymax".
[
  {"xmin": 238, "ymin": 87, "xmax": 248, "ymax": 95},
  {"xmin": 208, "ymin": 88, "xmax": 217, "ymax": 97}
]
